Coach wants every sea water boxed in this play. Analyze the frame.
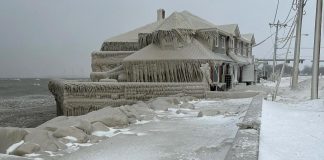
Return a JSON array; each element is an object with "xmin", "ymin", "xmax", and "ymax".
[{"xmin": 0, "ymin": 78, "xmax": 56, "ymax": 127}]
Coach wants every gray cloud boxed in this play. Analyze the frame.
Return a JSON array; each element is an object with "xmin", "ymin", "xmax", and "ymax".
[{"xmin": 0, "ymin": 0, "xmax": 320, "ymax": 78}]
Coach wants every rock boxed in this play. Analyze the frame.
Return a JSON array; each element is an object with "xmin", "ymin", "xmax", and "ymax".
[
  {"xmin": 0, "ymin": 127, "xmax": 28, "ymax": 154},
  {"xmin": 24, "ymin": 129, "xmax": 66, "ymax": 152},
  {"xmin": 119, "ymin": 106, "xmax": 139, "ymax": 119},
  {"xmin": 165, "ymin": 97, "xmax": 181, "ymax": 105},
  {"xmin": 180, "ymin": 96, "xmax": 197, "ymax": 103},
  {"xmin": 197, "ymin": 109, "xmax": 221, "ymax": 117},
  {"xmin": 149, "ymin": 98, "xmax": 175, "ymax": 111},
  {"xmin": 133, "ymin": 102, "xmax": 154, "ymax": 113},
  {"xmin": 80, "ymin": 107, "xmax": 129, "ymax": 127},
  {"xmin": 53, "ymin": 127, "xmax": 88, "ymax": 143},
  {"xmin": 180, "ymin": 103, "xmax": 195, "ymax": 110},
  {"xmin": 197, "ymin": 111, "xmax": 203, "ymax": 117},
  {"xmin": 120, "ymin": 105, "xmax": 142, "ymax": 123},
  {"xmin": 92, "ymin": 122, "xmax": 109, "ymax": 132},
  {"xmin": 12, "ymin": 142, "xmax": 40, "ymax": 156},
  {"xmin": 37, "ymin": 116, "xmax": 79, "ymax": 132},
  {"xmin": 130, "ymin": 101, "xmax": 155, "ymax": 121},
  {"xmin": 176, "ymin": 109, "xmax": 189, "ymax": 114},
  {"xmin": 89, "ymin": 135, "xmax": 107, "ymax": 143},
  {"xmin": 74, "ymin": 120, "xmax": 93, "ymax": 135}
]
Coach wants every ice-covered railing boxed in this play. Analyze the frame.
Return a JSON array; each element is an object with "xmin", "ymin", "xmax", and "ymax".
[{"xmin": 49, "ymin": 79, "xmax": 208, "ymax": 116}]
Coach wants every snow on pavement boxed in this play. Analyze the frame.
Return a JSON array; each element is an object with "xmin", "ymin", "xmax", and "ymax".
[
  {"xmin": 259, "ymin": 100, "xmax": 324, "ymax": 160},
  {"xmin": 58, "ymin": 98, "xmax": 252, "ymax": 160}
]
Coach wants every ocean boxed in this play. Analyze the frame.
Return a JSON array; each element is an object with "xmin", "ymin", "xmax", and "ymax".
[{"xmin": 0, "ymin": 78, "xmax": 56, "ymax": 128}]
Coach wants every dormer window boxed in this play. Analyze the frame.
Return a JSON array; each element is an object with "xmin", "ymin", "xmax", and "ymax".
[{"xmin": 214, "ymin": 36, "xmax": 219, "ymax": 47}]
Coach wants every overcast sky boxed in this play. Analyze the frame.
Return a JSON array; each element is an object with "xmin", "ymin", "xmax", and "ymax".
[{"xmin": 0, "ymin": 0, "xmax": 321, "ymax": 78}]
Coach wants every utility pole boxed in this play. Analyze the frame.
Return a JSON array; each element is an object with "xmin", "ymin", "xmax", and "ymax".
[
  {"xmin": 311, "ymin": 0, "xmax": 322, "ymax": 99},
  {"xmin": 269, "ymin": 20, "xmax": 286, "ymax": 81},
  {"xmin": 291, "ymin": 0, "xmax": 305, "ymax": 89}
]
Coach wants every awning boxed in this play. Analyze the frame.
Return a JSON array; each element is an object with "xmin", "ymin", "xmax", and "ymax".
[{"xmin": 228, "ymin": 52, "xmax": 252, "ymax": 65}]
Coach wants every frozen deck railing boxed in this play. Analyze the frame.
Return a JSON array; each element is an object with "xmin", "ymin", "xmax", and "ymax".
[{"xmin": 48, "ymin": 79, "xmax": 208, "ymax": 116}]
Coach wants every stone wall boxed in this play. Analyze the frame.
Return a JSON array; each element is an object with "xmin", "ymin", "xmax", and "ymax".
[{"xmin": 49, "ymin": 79, "xmax": 208, "ymax": 116}]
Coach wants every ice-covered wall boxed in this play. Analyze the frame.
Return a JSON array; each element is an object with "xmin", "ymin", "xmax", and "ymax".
[
  {"xmin": 101, "ymin": 42, "xmax": 139, "ymax": 51},
  {"xmin": 91, "ymin": 51, "xmax": 134, "ymax": 72},
  {"xmin": 49, "ymin": 79, "xmax": 208, "ymax": 116}
]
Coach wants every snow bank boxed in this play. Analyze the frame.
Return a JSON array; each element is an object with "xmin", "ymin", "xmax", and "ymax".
[{"xmin": 259, "ymin": 100, "xmax": 324, "ymax": 160}]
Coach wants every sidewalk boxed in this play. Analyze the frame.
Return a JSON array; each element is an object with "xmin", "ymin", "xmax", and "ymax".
[{"xmin": 259, "ymin": 100, "xmax": 324, "ymax": 160}]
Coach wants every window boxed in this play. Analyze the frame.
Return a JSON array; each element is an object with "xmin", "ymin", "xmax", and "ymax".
[
  {"xmin": 214, "ymin": 36, "xmax": 219, "ymax": 47},
  {"xmin": 221, "ymin": 37, "xmax": 225, "ymax": 48}
]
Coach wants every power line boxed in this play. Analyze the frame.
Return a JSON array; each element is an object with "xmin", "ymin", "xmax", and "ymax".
[
  {"xmin": 277, "ymin": 16, "xmax": 297, "ymax": 49},
  {"xmin": 282, "ymin": 0, "xmax": 295, "ymax": 23},
  {"xmin": 273, "ymin": 0, "xmax": 281, "ymax": 23},
  {"xmin": 279, "ymin": 47, "xmax": 324, "ymax": 49}
]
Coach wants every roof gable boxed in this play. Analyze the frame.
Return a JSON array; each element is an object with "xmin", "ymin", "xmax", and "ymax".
[
  {"xmin": 216, "ymin": 24, "xmax": 241, "ymax": 37},
  {"xmin": 242, "ymin": 33, "xmax": 255, "ymax": 44}
]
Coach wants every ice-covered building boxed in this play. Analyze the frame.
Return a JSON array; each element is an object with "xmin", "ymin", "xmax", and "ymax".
[
  {"xmin": 92, "ymin": 9, "xmax": 256, "ymax": 87},
  {"xmin": 49, "ymin": 9, "xmax": 256, "ymax": 116}
]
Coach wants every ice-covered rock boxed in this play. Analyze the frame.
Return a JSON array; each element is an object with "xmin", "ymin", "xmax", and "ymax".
[
  {"xmin": 37, "ymin": 116, "xmax": 77, "ymax": 132},
  {"xmin": 74, "ymin": 120, "xmax": 93, "ymax": 135},
  {"xmin": 24, "ymin": 128, "xmax": 66, "ymax": 152},
  {"xmin": 12, "ymin": 142, "xmax": 40, "ymax": 156},
  {"xmin": 197, "ymin": 109, "xmax": 221, "ymax": 117},
  {"xmin": 0, "ymin": 127, "xmax": 28, "ymax": 154},
  {"xmin": 180, "ymin": 102, "xmax": 195, "ymax": 109},
  {"xmin": 119, "ymin": 105, "xmax": 142, "ymax": 124},
  {"xmin": 81, "ymin": 107, "xmax": 129, "ymax": 127},
  {"xmin": 53, "ymin": 127, "xmax": 88, "ymax": 143},
  {"xmin": 180, "ymin": 96, "xmax": 197, "ymax": 103},
  {"xmin": 149, "ymin": 97, "xmax": 176, "ymax": 111},
  {"xmin": 88, "ymin": 135, "xmax": 107, "ymax": 143},
  {"xmin": 176, "ymin": 109, "xmax": 189, "ymax": 114},
  {"xmin": 92, "ymin": 122, "xmax": 110, "ymax": 132}
]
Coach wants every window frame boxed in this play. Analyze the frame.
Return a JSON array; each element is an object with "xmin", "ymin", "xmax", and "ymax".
[
  {"xmin": 221, "ymin": 36, "xmax": 226, "ymax": 49},
  {"xmin": 214, "ymin": 35, "xmax": 219, "ymax": 47}
]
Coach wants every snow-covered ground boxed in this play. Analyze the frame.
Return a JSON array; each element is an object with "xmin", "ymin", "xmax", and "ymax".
[
  {"xmin": 259, "ymin": 76, "xmax": 324, "ymax": 160},
  {"xmin": 58, "ymin": 98, "xmax": 251, "ymax": 160},
  {"xmin": 0, "ymin": 98, "xmax": 252, "ymax": 160}
]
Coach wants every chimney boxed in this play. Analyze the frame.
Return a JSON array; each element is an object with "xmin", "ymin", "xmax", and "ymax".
[{"xmin": 157, "ymin": 9, "xmax": 165, "ymax": 21}]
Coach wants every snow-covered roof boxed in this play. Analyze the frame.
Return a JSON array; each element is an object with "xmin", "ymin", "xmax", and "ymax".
[
  {"xmin": 155, "ymin": 11, "xmax": 216, "ymax": 31},
  {"xmin": 105, "ymin": 10, "xmax": 217, "ymax": 43},
  {"xmin": 242, "ymin": 33, "xmax": 255, "ymax": 44},
  {"xmin": 228, "ymin": 52, "xmax": 252, "ymax": 64},
  {"xmin": 105, "ymin": 21, "xmax": 161, "ymax": 43},
  {"xmin": 216, "ymin": 24, "xmax": 240, "ymax": 37},
  {"xmin": 104, "ymin": 10, "xmax": 254, "ymax": 47},
  {"xmin": 123, "ymin": 39, "xmax": 232, "ymax": 62}
]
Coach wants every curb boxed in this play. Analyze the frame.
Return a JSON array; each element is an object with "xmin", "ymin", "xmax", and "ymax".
[{"xmin": 225, "ymin": 94, "xmax": 264, "ymax": 160}]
